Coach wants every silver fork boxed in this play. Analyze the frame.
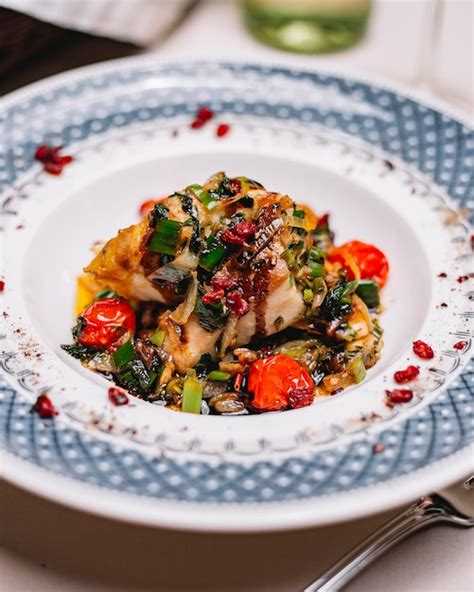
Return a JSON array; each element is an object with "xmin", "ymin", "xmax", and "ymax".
[{"xmin": 304, "ymin": 477, "xmax": 474, "ymax": 592}]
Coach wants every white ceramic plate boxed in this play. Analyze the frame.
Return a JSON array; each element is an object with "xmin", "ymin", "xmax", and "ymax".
[{"xmin": 1, "ymin": 59, "xmax": 473, "ymax": 531}]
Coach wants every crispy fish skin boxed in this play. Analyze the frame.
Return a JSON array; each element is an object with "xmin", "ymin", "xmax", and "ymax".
[{"xmin": 83, "ymin": 217, "xmax": 165, "ymax": 302}]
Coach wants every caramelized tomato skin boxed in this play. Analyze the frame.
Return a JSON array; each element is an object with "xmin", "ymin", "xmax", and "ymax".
[
  {"xmin": 247, "ymin": 355, "xmax": 314, "ymax": 411},
  {"xmin": 329, "ymin": 240, "xmax": 389, "ymax": 287},
  {"xmin": 78, "ymin": 298, "xmax": 136, "ymax": 350}
]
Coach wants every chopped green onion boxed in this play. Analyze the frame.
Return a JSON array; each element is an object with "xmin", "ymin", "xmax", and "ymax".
[
  {"xmin": 309, "ymin": 247, "xmax": 325, "ymax": 263},
  {"xmin": 313, "ymin": 277, "xmax": 326, "ymax": 292},
  {"xmin": 187, "ymin": 184, "xmax": 216, "ymax": 209},
  {"xmin": 281, "ymin": 249, "xmax": 297, "ymax": 270},
  {"xmin": 113, "ymin": 340, "xmax": 136, "ymax": 369},
  {"xmin": 356, "ymin": 280, "xmax": 380, "ymax": 309},
  {"xmin": 199, "ymin": 235, "xmax": 227, "ymax": 271},
  {"xmin": 208, "ymin": 370, "xmax": 231, "ymax": 381},
  {"xmin": 309, "ymin": 261, "xmax": 325, "ymax": 278},
  {"xmin": 147, "ymin": 219, "xmax": 181, "ymax": 255},
  {"xmin": 293, "ymin": 209, "xmax": 305, "ymax": 218},
  {"xmin": 303, "ymin": 288, "xmax": 314, "ymax": 303},
  {"xmin": 181, "ymin": 372, "xmax": 203, "ymax": 414},
  {"xmin": 349, "ymin": 356, "xmax": 367, "ymax": 383},
  {"xmin": 149, "ymin": 329, "xmax": 165, "ymax": 347},
  {"xmin": 94, "ymin": 288, "xmax": 116, "ymax": 300}
]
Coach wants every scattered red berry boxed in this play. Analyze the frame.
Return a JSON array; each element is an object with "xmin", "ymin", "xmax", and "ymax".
[
  {"xmin": 221, "ymin": 221, "xmax": 256, "ymax": 244},
  {"xmin": 0, "ymin": 280, "xmax": 4, "ymax": 292},
  {"xmin": 202, "ymin": 288, "xmax": 225, "ymax": 305},
  {"xmin": 453, "ymin": 341, "xmax": 467, "ymax": 350},
  {"xmin": 227, "ymin": 291, "xmax": 250, "ymax": 317},
  {"xmin": 394, "ymin": 365, "xmax": 420, "ymax": 384},
  {"xmin": 457, "ymin": 275, "xmax": 469, "ymax": 283},
  {"xmin": 34, "ymin": 144, "xmax": 73, "ymax": 175},
  {"xmin": 437, "ymin": 272, "xmax": 447, "ymax": 278},
  {"xmin": 439, "ymin": 302, "xmax": 448, "ymax": 308},
  {"xmin": 34, "ymin": 144, "xmax": 49, "ymax": 161},
  {"xmin": 386, "ymin": 389, "xmax": 413, "ymax": 405},
  {"xmin": 233, "ymin": 220, "xmax": 256, "ymax": 238},
  {"xmin": 372, "ymin": 442, "xmax": 385, "ymax": 454},
  {"xmin": 32, "ymin": 394, "xmax": 58, "ymax": 418},
  {"xmin": 211, "ymin": 274, "xmax": 238, "ymax": 291},
  {"xmin": 108, "ymin": 387, "xmax": 129, "ymax": 406},
  {"xmin": 228, "ymin": 178, "xmax": 242, "ymax": 194},
  {"xmin": 216, "ymin": 123, "xmax": 230, "ymax": 138},
  {"xmin": 190, "ymin": 106, "xmax": 214, "ymax": 129},
  {"xmin": 413, "ymin": 340, "xmax": 434, "ymax": 359}
]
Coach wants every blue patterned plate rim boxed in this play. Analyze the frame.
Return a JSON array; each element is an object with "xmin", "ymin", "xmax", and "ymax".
[{"xmin": 0, "ymin": 57, "xmax": 473, "ymax": 531}]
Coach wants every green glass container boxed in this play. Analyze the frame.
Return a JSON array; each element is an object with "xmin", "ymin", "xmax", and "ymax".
[{"xmin": 242, "ymin": 0, "xmax": 372, "ymax": 54}]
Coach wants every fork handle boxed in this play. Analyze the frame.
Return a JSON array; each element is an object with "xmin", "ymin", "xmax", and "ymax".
[{"xmin": 304, "ymin": 497, "xmax": 447, "ymax": 592}]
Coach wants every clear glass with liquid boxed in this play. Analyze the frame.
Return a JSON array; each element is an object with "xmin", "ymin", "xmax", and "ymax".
[{"xmin": 242, "ymin": 0, "xmax": 372, "ymax": 54}]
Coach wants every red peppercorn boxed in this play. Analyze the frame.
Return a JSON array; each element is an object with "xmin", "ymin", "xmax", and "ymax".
[
  {"xmin": 108, "ymin": 387, "xmax": 129, "ymax": 406},
  {"xmin": 202, "ymin": 288, "xmax": 225, "ymax": 305},
  {"xmin": 216, "ymin": 123, "xmax": 230, "ymax": 137},
  {"xmin": 413, "ymin": 340, "xmax": 434, "ymax": 359},
  {"xmin": 387, "ymin": 389, "xmax": 413, "ymax": 404},
  {"xmin": 453, "ymin": 341, "xmax": 467, "ymax": 350},
  {"xmin": 437, "ymin": 272, "xmax": 447, "ymax": 278},
  {"xmin": 457, "ymin": 275, "xmax": 469, "ymax": 283},
  {"xmin": 227, "ymin": 291, "xmax": 250, "ymax": 317},
  {"xmin": 32, "ymin": 394, "xmax": 58, "ymax": 418},
  {"xmin": 394, "ymin": 365, "xmax": 420, "ymax": 384},
  {"xmin": 0, "ymin": 280, "xmax": 4, "ymax": 292}
]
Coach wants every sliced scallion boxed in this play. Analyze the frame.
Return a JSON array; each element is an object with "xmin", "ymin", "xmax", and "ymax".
[
  {"xmin": 181, "ymin": 372, "xmax": 203, "ymax": 414},
  {"xmin": 303, "ymin": 288, "xmax": 314, "ymax": 303},
  {"xmin": 187, "ymin": 184, "xmax": 216, "ymax": 209},
  {"xmin": 147, "ymin": 219, "xmax": 181, "ymax": 255},
  {"xmin": 309, "ymin": 261, "xmax": 324, "ymax": 278},
  {"xmin": 208, "ymin": 370, "xmax": 231, "ymax": 381},
  {"xmin": 149, "ymin": 329, "xmax": 165, "ymax": 347},
  {"xmin": 199, "ymin": 235, "xmax": 226, "ymax": 271},
  {"xmin": 113, "ymin": 340, "xmax": 136, "ymax": 369},
  {"xmin": 349, "ymin": 356, "xmax": 367, "ymax": 384},
  {"xmin": 356, "ymin": 280, "xmax": 380, "ymax": 309}
]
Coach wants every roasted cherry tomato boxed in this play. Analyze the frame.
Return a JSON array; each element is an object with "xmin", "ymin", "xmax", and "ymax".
[
  {"xmin": 139, "ymin": 198, "xmax": 166, "ymax": 217},
  {"xmin": 78, "ymin": 298, "xmax": 136, "ymax": 350},
  {"xmin": 329, "ymin": 240, "xmax": 389, "ymax": 287},
  {"xmin": 247, "ymin": 354, "xmax": 314, "ymax": 411}
]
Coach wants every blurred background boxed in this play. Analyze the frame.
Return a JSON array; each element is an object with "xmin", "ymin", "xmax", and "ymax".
[{"xmin": 0, "ymin": 0, "xmax": 472, "ymax": 114}]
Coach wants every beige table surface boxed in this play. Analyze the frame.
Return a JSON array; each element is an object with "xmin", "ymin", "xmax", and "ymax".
[{"xmin": 1, "ymin": 2, "xmax": 473, "ymax": 591}]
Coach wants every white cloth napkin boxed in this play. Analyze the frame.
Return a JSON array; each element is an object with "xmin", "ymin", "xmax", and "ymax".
[{"xmin": 0, "ymin": 0, "xmax": 192, "ymax": 46}]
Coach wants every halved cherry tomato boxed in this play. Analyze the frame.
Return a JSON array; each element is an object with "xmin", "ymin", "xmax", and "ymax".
[
  {"xmin": 329, "ymin": 240, "xmax": 389, "ymax": 287},
  {"xmin": 139, "ymin": 197, "xmax": 166, "ymax": 217},
  {"xmin": 247, "ymin": 354, "xmax": 314, "ymax": 411},
  {"xmin": 78, "ymin": 298, "xmax": 136, "ymax": 350}
]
